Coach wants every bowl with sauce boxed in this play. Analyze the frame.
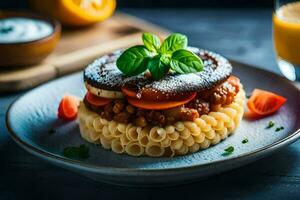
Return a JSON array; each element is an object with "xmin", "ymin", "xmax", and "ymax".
[{"xmin": 0, "ymin": 11, "xmax": 61, "ymax": 67}]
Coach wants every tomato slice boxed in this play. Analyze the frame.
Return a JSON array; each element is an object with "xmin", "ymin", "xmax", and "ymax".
[
  {"xmin": 121, "ymin": 86, "xmax": 138, "ymax": 98},
  {"xmin": 122, "ymin": 86, "xmax": 196, "ymax": 101},
  {"xmin": 227, "ymin": 75, "xmax": 240, "ymax": 92},
  {"xmin": 247, "ymin": 89, "xmax": 286, "ymax": 116},
  {"xmin": 85, "ymin": 92, "xmax": 112, "ymax": 106},
  {"xmin": 58, "ymin": 95, "xmax": 80, "ymax": 120},
  {"xmin": 127, "ymin": 93, "xmax": 196, "ymax": 110}
]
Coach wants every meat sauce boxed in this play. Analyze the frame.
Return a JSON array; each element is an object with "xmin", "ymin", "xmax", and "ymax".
[{"xmin": 84, "ymin": 79, "xmax": 239, "ymax": 127}]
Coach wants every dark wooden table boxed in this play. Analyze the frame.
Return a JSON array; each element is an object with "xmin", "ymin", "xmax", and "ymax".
[{"xmin": 1, "ymin": 8, "xmax": 300, "ymax": 200}]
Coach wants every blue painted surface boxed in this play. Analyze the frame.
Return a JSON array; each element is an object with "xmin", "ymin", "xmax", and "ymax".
[{"xmin": 1, "ymin": 8, "xmax": 300, "ymax": 200}]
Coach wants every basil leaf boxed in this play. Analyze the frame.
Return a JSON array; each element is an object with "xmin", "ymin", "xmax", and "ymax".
[
  {"xmin": 170, "ymin": 49, "xmax": 203, "ymax": 74},
  {"xmin": 147, "ymin": 55, "xmax": 170, "ymax": 80},
  {"xmin": 160, "ymin": 54, "xmax": 171, "ymax": 65},
  {"xmin": 142, "ymin": 32, "xmax": 161, "ymax": 52},
  {"xmin": 159, "ymin": 33, "xmax": 188, "ymax": 54},
  {"xmin": 116, "ymin": 45, "xmax": 150, "ymax": 76}
]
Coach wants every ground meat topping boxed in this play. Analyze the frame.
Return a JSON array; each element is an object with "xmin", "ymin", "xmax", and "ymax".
[
  {"xmin": 198, "ymin": 80, "xmax": 238, "ymax": 105},
  {"xmin": 83, "ymin": 79, "xmax": 239, "ymax": 126},
  {"xmin": 185, "ymin": 97, "xmax": 210, "ymax": 115},
  {"xmin": 84, "ymin": 97, "xmax": 202, "ymax": 126}
]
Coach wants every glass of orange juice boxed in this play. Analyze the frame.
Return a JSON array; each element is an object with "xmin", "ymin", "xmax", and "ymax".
[{"xmin": 273, "ymin": 0, "xmax": 300, "ymax": 81}]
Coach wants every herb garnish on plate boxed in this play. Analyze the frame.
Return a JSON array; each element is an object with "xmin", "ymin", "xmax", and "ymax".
[
  {"xmin": 265, "ymin": 121, "xmax": 284, "ymax": 132},
  {"xmin": 116, "ymin": 33, "xmax": 204, "ymax": 80},
  {"xmin": 63, "ymin": 144, "xmax": 89, "ymax": 159},
  {"xmin": 275, "ymin": 126, "xmax": 284, "ymax": 132},
  {"xmin": 222, "ymin": 146, "xmax": 234, "ymax": 156},
  {"xmin": 242, "ymin": 139, "xmax": 249, "ymax": 144},
  {"xmin": 265, "ymin": 121, "xmax": 275, "ymax": 129}
]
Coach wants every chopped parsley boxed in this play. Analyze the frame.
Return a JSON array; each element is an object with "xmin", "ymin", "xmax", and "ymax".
[
  {"xmin": 266, "ymin": 121, "xmax": 275, "ymax": 129},
  {"xmin": 265, "ymin": 121, "xmax": 284, "ymax": 132},
  {"xmin": 275, "ymin": 126, "xmax": 284, "ymax": 132},
  {"xmin": 222, "ymin": 146, "xmax": 234, "ymax": 156},
  {"xmin": 63, "ymin": 144, "xmax": 89, "ymax": 159},
  {"xmin": 242, "ymin": 139, "xmax": 249, "ymax": 144}
]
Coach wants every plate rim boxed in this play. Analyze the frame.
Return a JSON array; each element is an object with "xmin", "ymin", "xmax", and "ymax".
[{"xmin": 5, "ymin": 60, "xmax": 300, "ymax": 176}]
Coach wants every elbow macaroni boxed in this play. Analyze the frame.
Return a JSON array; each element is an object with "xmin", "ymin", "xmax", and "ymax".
[{"xmin": 77, "ymin": 85, "xmax": 246, "ymax": 157}]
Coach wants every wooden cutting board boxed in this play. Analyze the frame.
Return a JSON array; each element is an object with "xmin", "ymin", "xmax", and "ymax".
[{"xmin": 0, "ymin": 12, "xmax": 169, "ymax": 93}]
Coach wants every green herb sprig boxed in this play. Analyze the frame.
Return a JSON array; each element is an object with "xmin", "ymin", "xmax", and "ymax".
[
  {"xmin": 242, "ymin": 139, "xmax": 249, "ymax": 144},
  {"xmin": 275, "ymin": 126, "xmax": 284, "ymax": 132},
  {"xmin": 265, "ymin": 121, "xmax": 275, "ymax": 129},
  {"xmin": 222, "ymin": 146, "xmax": 234, "ymax": 156},
  {"xmin": 63, "ymin": 144, "xmax": 89, "ymax": 159},
  {"xmin": 116, "ymin": 33, "xmax": 204, "ymax": 80}
]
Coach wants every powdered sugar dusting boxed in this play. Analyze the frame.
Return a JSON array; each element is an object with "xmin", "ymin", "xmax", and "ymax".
[
  {"xmin": 84, "ymin": 52, "xmax": 126, "ymax": 90},
  {"xmin": 84, "ymin": 48, "xmax": 232, "ymax": 93},
  {"xmin": 122, "ymin": 48, "xmax": 232, "ymax": 93}
]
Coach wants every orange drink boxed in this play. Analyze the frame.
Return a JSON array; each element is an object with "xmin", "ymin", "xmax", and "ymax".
[{"xmin": 273, "ymin": 1, "xmax": 300, "ymax": 81}]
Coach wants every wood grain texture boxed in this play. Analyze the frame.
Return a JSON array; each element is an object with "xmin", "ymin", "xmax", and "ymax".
[
  {"xmin": 0, "ymin": 12, "xmax": 169, "ymax": 92},
  {"xmin": 0, "ymin": 8, "xmax": 300, "ymax": 200}
]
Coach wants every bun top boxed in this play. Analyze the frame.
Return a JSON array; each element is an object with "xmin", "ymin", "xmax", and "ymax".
[
  {"xmin": 84, "ymin": 47, "xmax": 232, "ymax": 93},
  {"xmin": 84, "ymin": 50, "xmax": 126, "ymax": 91}
]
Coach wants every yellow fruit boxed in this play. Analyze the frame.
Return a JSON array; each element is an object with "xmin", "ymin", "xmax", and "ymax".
[{"xmin": 29, "ymin": 0, "xmax": 116, "ymax": 26}]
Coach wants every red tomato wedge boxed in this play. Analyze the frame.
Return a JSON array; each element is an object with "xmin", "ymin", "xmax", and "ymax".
[
  {"xmin": 127, "ymin": 93, "xmax": 197, "ymax": 110},
  {"xmin": 247, "ymin": 89, "xmax": 286, "ymax": 116},
  {"xmin": 85, "ymin": 92, "xmax": 112, "ymax": 106},
  {"xmin": 58, "ymin": 95, "xmax": 80, "ymax": 120}
]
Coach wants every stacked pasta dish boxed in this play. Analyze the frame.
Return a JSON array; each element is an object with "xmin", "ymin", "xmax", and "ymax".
[{"xmin": 77, "ymin": 33, "xmax": 246, "ymax": 157}]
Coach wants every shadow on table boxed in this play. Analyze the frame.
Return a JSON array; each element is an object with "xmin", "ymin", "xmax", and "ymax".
[{"xmin": 1, "ymin": 140, "xmax": 300, "ymax": 200}]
